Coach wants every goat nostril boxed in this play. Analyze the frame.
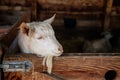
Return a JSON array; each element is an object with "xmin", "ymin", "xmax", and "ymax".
[{"xmin": 58, "ymin": 47, "xmax": 62, "ymax": 52}]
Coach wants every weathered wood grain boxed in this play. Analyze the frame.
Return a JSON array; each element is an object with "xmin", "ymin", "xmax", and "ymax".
[
  {"xmin": 4, "ymin": 71, "xmax": 58, "ymax": 80},
  {"xmin": 3, "ymin": 54, "xmax": 120, "ymax": 80},
  {"xmin": 5, "ymin": 72, "xmax": 23, "ymax": 80},
  {"xmin": 38, "ymin": 0, "xmax": 104, "ymax": 11}
]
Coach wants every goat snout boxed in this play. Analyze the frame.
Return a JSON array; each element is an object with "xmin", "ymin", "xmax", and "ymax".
[
  {"xmin": 57, "ymin": 45, "xmax": 63, "ymax": 55},
  {"xmin": 53, "ymin": 45, "xmax": 63, "ymax": 56},
  {"xmin": 58, "ymin": 46, "xmax": 63, "ymax": 52}
]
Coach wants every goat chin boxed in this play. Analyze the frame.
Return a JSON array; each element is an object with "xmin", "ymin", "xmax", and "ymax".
[{"xmin": 42, "ymin": 56, "xmax": 53, "ymax": 74}]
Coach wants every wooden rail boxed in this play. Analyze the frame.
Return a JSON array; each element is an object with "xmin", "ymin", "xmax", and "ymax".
[{"xmin": 3, "ymin": 54, "xmax": 120, "ymax": 80}]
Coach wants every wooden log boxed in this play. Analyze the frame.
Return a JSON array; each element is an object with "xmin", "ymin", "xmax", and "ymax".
[
  {"xmin": 9, "ymin": 0, "xmax": 26, "ymax": 6},
  {"xmin": 0, "ymin": 6, "xmax": 9, "ymax": 11},
  {"xmin": 0, "ymin": 5, "xmax": 28, "ymax": 11},
  {"xmin": 3, "ymin": 54, "xmax": 120, "ymax": 79},
  {"xmin": 38, "ymin": 0, "xmax": 104, "ymax": 11},
  {"xmin": 103, "ymin": 0, "xmax": 113, "ymax": 31},
  {"xmin": 38, "ymin": 10, "xmax": 103, "ymax": 20},
  {"xmin": 0, "ymin": 28, "xmax": 9, "ymax": 34},
  {"xmin": 0, "ymin": 28, "xmax": 10, "ymax": 38}
]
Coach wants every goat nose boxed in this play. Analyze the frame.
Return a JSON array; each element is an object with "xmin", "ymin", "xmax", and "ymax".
[{"xmin": 58, "ymin": 46, "xmax": 63, "ymax": 52}]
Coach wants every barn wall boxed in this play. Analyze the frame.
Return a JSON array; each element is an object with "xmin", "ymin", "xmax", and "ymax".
[
  {"xmin": 38, "ymin": 0, "xmax": 104, "ymax": 11},
  {"xmin": 0, "ymin": 0, "xmax": 31, "ymax": 11},
  {"xmin": 0, "ymin": 0, "xmax": 120, "ymax": 29},
  {"xmin": 0, "ymin": 0, "xmax": 120, "ymax": 11}
]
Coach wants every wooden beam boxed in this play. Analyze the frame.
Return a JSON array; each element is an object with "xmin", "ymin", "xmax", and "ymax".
[
  {"xmin": 31, "ymin": 0, "xmax": 37, "ymax": 21},
  {"xmin": 103, "ymin": 0, "xmax": 113, "ymax": 31},
  {"xmin": 3, "ymin": 54, "xmax": 120, "ymax": 79},
  {"xmin": 38, "ymin": 10, "xmax": 103, "ymax": 20},
  {"xmin": 0, "ymin": 28, "xmax": 10, "ymax": 38},
  {"xmin": 38, "ymin": 0, "xmax": 104, "ymax": 11}
]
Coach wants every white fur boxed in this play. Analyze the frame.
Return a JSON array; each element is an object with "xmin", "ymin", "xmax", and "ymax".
[{"xmin": 18, "ymin": 14, "xmax": 63, "ymax": 74}]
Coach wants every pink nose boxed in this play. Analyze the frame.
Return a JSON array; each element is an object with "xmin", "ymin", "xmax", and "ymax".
[{"xmin": 58, "ymin": 46, "xmax": 63, "ymax": 53}]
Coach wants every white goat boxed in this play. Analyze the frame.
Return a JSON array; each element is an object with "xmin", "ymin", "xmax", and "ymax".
[
  {"xmin": 83, "ymin": 31, "xmax": 112, "ymax": 53},
  {"xmin": 18, "ymin": 14, "xmax": 63, "ymax": 74}
]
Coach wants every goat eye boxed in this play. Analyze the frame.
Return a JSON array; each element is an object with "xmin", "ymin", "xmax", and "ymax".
[{"xmin": 37, "ymin": 36, "xmax": 44, "ymax": 39}]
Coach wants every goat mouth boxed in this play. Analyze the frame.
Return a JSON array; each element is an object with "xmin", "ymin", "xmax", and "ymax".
[
  {"xmin": 56, "ymin": 52, "xmax": 63, "ymax": 56},
  {"xmin": 54, "ymin": 52, "xmax": 62, "ymax": 56}
]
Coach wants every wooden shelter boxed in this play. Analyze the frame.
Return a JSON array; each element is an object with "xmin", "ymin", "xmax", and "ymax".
[{"xmin": 0, "ymin": 0, "xmax": 120, "ymax": 80}]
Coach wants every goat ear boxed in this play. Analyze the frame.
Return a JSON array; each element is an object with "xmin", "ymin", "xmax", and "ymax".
[
  {"xmin": 19, "ymin": 22, "xmax": 29, "ymax": 36},
  {"xmin": 43, "ymin": 14, "xmax": 56, "ymax": 24}
]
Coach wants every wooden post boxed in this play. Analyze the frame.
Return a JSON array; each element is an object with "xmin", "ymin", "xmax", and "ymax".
[
  {"xmin": 31, "ymin": 0, "xmax": 37, "ymax": 21},
  {"xmin": 103, "ymin": 0, "xmax": 113, "ymax": 31},
  {"xmin": 0, "ymin": 44, "xmax": 7, "ymax": 80},
  {"xmin": 0, "ymin": 44, "xmax": 2, "ymax": 80}
]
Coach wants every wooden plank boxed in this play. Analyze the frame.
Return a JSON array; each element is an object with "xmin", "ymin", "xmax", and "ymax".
[
  {"xmin": 38, "ymin": 0, "xmax": 104, "ymax": 11},
  {"xmin": 3, "ymin": 54, "xmax": 120, "ymax": 79},
  {"xmin": 4, "ymin": 64, "xmax": 63, "ymax": 80},
  {"xmin": 4, "ymin": 72, "xmax": 23, "ymax": 80},
  {"xmin": 3, "ymin": 54, "xmax": 60, "ymax": 80},
  {"xmin": 38, "ymin": 10, "xmax": 103, "ymax": 20},
  {"xmin": 45, "ymin": 72, "xmax": 65, "ymax": 80},
  {"xmin": 0, "ymin": 5, "xmax": 29, "ymax": 11},
  {"xmin": 4, "ymin": 72, "xmax": 58, "ymax": 80},
  {"xmin": 33, "ymin": 72, "xmax": 56, "ymax": 80},
  {"xmin": 0, "ymin": 28, "xmax": 9, "ymax": 34},
  {"xmin": 103, "ymin": 0, "xmax": 113, "ymax": 31},
  {"xmin": 31, "ymin": 0, "xmax": 37, "ymax": 21},
  {"xmin": 54, "ymin": 70, "xmax": 118, "ymax": 80},
  {"xmin": 0, "ymin": 28, "xmax": 10, "ymax": 38}
]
